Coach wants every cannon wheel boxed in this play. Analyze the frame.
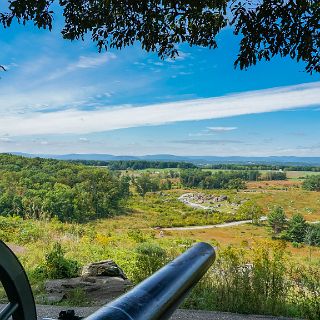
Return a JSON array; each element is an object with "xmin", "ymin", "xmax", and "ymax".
[{"xmin": 0, "ymin": 241, "xmax": 37, "ymax": 320}]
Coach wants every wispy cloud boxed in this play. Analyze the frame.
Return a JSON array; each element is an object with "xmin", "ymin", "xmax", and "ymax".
[
  {"xmin": 189, "ymin": 126, "xmax": 238, "ymax": 136},
  {"xmin": 1, "ymin": 82, "xmax": 320, "ymax": 137},
  {"xmin": 207, "ymin": 126, "xmax": 238, "ymax": 132},
  {"xmin": 171, "ymin": 139, "xmax": 243, "ymax": 145},
  {"xmin": 165, "ymin": 51, "xmax": 190, "ymax": 63},
  {"xmin": 75, "ymin": 54, "xmax": 116, "ymax": 68},
  {"xmin": 47, "ymin": 53, "xmax": 117, "ymax": 80}
]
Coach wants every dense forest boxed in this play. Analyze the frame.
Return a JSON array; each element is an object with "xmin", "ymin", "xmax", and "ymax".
[
  {"xmin": 180, "ymin": 169, "xmax": 265, "ymax": 190},
  {"xmin": 0, "ymin": 154, "xmax": 129, "ymax": 222}
]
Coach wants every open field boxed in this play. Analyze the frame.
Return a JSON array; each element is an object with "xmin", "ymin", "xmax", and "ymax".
[
  {"xmin": 163, "ymin": 224, "xmax": 320, "ymax": 263},
  {"xmin": 203, "ymin": 168, "xmax": 320, "ymax": 181},
  {"xmin": 4, "ymin": 184, "xmax": 318, "ymax": 272},
  {"xmin": 0, "ymin": 158, "xmax": 319, "ymax": 319},
  {"xmin": 285, "ymin": 170, "xmax": 320, "ymax": 179},
  {"xmin": 246, "ymin": 180, "xmax": 301, "ymax": 189},
  {"xmin": 1, "ymin": 180, "xmax": 319, "ymax": 267}
]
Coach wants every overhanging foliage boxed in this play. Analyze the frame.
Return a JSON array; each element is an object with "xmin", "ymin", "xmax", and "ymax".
[{"xmin": 0, "ymin": 1, "xmax": 319, "ymax": 73}]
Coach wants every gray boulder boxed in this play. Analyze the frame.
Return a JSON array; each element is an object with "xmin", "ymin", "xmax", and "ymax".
[
  {"xmin": 44, "ymin": 260, "xmax": 131, "ymax": 305},
  {"xmin": 81, "ymin": 260, "xmax": 127, "ymax": 280},
  {"xmin": 45, "ymin": 276, "xmax": 132, "ymax": 305}
]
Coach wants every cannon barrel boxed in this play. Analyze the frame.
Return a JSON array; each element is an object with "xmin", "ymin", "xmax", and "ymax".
[{"xmin": 85, "ymin": 242, "xmax": 215, "ymax": 320}]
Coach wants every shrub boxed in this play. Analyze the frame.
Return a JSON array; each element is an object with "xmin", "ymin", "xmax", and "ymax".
[
  {"xmin": 227, "ymin": 178, "xmax": 246, "ymax": 191},
  {"xmin": 34, "ymin": 243, "xmax": 80, "ymax": 279},
  {"xmin": 127, "ymin": 229, "xmax": 147, "ymax": 243},
  {"xmin": 184, "ymin": 242, "xmax": 289, "ymax": 315},
  {"xmin": 302, "ymin": 175, "xmax": 320, "ymax": 191},
  {"xmin": 184, "ymin": 241, "xmax": 320, "ymax": 319},
  {"xmin": 133, "ymin": 242, "xmax": 167, "ymax": 283},
  {"xmin": 304, "ymin": 223, "xmax": 320, "ymax": 246},
  {"xmin": 237, "ymin": 201, "xmax": 263, "ymax": 223},
  {"xmin": 289, "ymin": 265, "xmax": 320, "ymax": 320},
  {"xmin": 133, "ymin": 174, "xmax": 160, "ymax": 197},
  {"xmin": 291, "ymin": 241, "xmax": 302, "ymax": 248}
]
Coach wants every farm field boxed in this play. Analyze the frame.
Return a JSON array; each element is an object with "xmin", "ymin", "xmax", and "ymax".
[
  {"xmin": 285, "ymin": 170, "xmax": 320, "ymax": 179},
  {"xmin": 203, "ymin": 168, "xmax": 320, "ymax": 180}
]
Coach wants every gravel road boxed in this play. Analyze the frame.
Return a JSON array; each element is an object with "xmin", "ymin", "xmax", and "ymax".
[
  {"xmin": 37, "ymin": 306, "xmax": 298, "ymax": 320},
  {"xmin": 162, "ymin": 218, "xmax": 319, "ymax": 231},
  {"xmin": 36, "ymin": 305, "xmax": 298, "ymax": 320},
  {"xmin": 161, "ymin": 217, "xmax": 268, "ymax": 231}
]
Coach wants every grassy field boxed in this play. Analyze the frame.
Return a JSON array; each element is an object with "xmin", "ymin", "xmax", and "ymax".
[
  {"xmin": 1, "ymin": 180, "xmax": 319, "ymax": 317},
  {"xmin": 164, "ymin": 224, "xmax": 320, "ymax": 262},
  {"xmin": 203, "ymin": 168, "xmax": 320, "ymax": 180},
  {"xmin": 285, "ymin": 170, "xmax": 320, "ymax": 179},
  {"xmin": 3, "ymin": 185, "xmax": 318, "ymax": 272}
]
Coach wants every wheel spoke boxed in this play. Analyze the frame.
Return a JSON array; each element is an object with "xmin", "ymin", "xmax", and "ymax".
[
  {"xmin": 0, "ymin": 241, "xmax": 37, "ymax": 320},
  {"xmin": 0, "ymin": 302, "xmax": 19, "ymax": 320}
]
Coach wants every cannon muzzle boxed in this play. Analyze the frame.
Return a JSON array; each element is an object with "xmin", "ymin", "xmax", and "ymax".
[{"xmin": 85, "ymin": 242, "xmax": 215, "ymax": 320}]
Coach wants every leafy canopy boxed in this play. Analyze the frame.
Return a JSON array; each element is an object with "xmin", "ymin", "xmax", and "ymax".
[{"xmin": 0, "ymin": 1, "xmax": 319, "ymax": 73}]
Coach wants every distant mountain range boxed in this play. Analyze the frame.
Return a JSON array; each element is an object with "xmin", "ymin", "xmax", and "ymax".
[{"xmin": 8, "ymin": 152, "xmax": 320, "ymax": 166}]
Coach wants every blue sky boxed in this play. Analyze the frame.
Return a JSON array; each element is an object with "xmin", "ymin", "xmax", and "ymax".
[{"xmin": 0, "ymin": 14, "xmax": 320, "ymax": 156}]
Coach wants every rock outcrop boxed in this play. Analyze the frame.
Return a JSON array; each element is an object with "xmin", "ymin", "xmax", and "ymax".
[
  {"xmin": 44, "ymin": 260, "xmax": 132, "ymax": 305},
  {"xmin": 81, "ymin": 260, "xmax": 127, "ymax": 280},
  {"xmin": 179, "ymin": 193, "xmax": 229, "ymax": 205}
]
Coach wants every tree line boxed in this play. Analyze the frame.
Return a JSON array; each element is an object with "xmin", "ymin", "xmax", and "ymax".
[
  {"xmin": 0, "ymin": 154, "xmax": 129, "ymax": 222},
  {"xmin": 71, "ymin": 160, "xmax": 196, "ymax": 170},
  {"xmin": 179, "ymin": 169, "xmax": 261, "ymax": 190},
  {"xmin": 204, "ymin": 164, "xmax": 320, "ymax": 172},
  {"xmin": 179, "ymin": 169, "xmax": 288, "ymax": 190},
  {"xmin": 106, "ymin": 160, "xmax": 197, "ymax": 170}
]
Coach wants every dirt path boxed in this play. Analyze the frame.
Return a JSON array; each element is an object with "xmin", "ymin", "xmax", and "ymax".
[{"xmin": 161, "ymin": 217, "xmax": 267, "ymax": 231}]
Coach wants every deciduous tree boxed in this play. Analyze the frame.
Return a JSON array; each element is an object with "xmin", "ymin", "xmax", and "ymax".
[
  {"xmin": 268, "ymin": 206, "xmax": 287, "ymax": 235},
  {"xmin": 1, "ymin": 1, "xmax": 319, "ymax": 73}
]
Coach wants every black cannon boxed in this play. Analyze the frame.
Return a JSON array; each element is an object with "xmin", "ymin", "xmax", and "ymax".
[{"xmin": 0, "ymin": 241, "xmax": 215, "ymax": 320}]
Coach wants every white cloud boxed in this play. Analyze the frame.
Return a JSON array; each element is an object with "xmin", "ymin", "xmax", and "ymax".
[
  {"xmin": 189, "ymin": 126, "xmax": 238, "ymax": 136},
  {"xmin": 165, "ymin": 51, "xmax": 190, "ymax": 63},
  {"xmin": 47, "ymin": 53, "xmax": 117, "ymax": 80},
  {"xmin": 0, "ymin": 87, "xmax": 94, "ymax": 114},
  {"xmin": 1, "ymin": 82, "xmax": 320, "ymax": 137},
  {"xmin": 75, "ymin": 54, "xmax": 117, "ymax": 69},
  {"xmin": 207, "ymin": 127, "xmax": 238, "ymax": 132},
  {"xmin": 172, "ymin": 139, "xmax": 243, "ymax": 145}
]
